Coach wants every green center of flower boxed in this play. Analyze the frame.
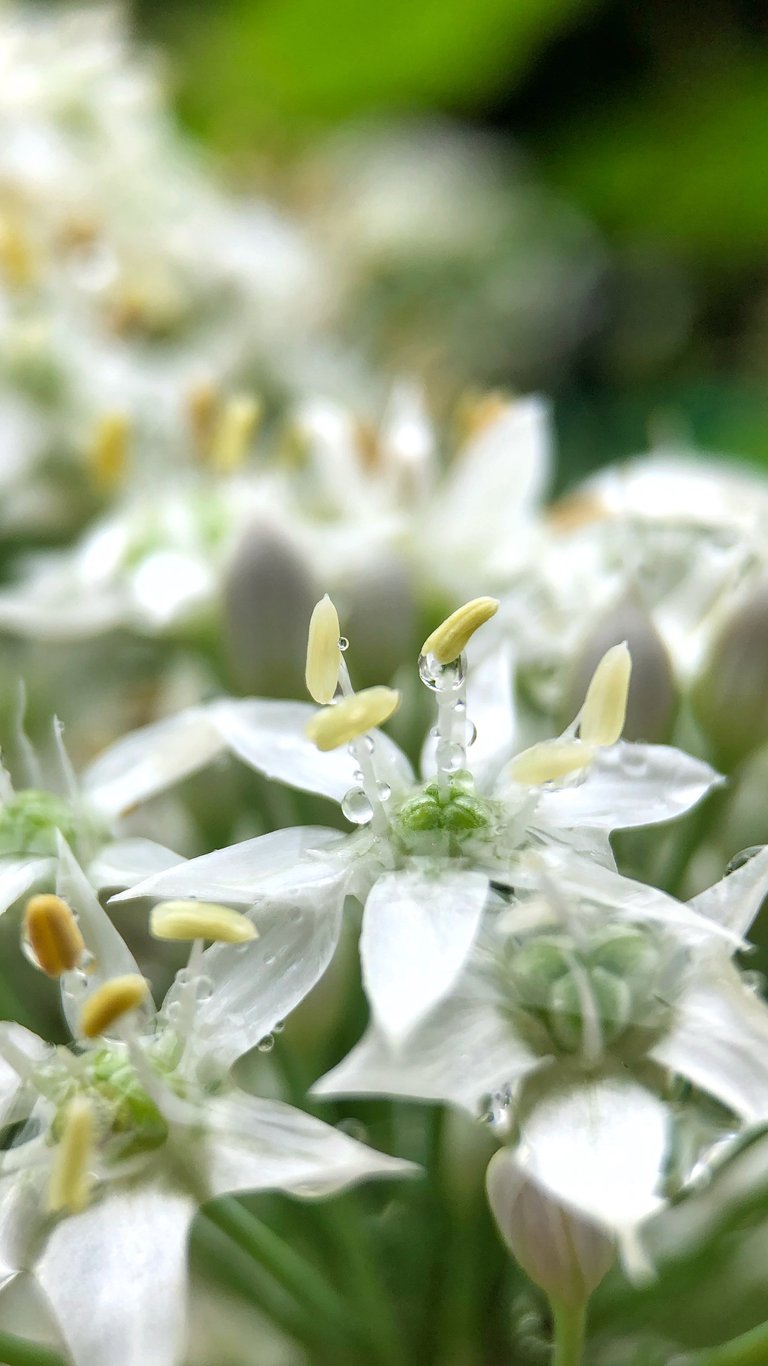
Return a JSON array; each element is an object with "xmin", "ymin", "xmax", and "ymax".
[
  {"xmin": 0, "ymin": 790, "xmax": 100, "ymax": 859},
  {"xmin": 39, "ymin": 1044, "xmax": 170, "ymax": 1164},
  {"xmin": 393, "ymin": 771, "xmax": 497, "ymax": 853}
]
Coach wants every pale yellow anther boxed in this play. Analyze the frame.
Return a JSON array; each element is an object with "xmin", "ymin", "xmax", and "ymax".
[
  {"xmin": 187, "ymin": 378, "xmax": 219, "ymax": 452},
  {"xmin": 150, "ymin": 900, "xmax": 258, "ymax": 944},
  {"xmin": 209, "ymin": 394, "xmax": 261, "ymax": 473},
  {"xmin": 306, "ymin": 686, "xmax": 400, "ymax": 751},
  {"xmin": 79, "ymin": 974, "xmax": 149, "ymax": 1040},
  {"xmin": 305, "ymin": 594, "xmax": 342, "ymax": 704},
  {"xmin": 24, "ymin": 894, "xmax": 85, "ymax": 978},
  {"xmin": 47, "ymin": 1097, "xmax": 94, "ymax": 1215},
  {"xmin": 86, "ymin": 412, "xmax": 131, "ymax": 491},
  {"xmin": 421, "ymin": 597, "xmax": 499, "ymax": 666},
  {"xmin": 509, "ymin": 739, "xmax": 595, "ymax": 787},
  {"xmin": 0, "ymin": 214, "xmax": 35, "ymax": 287},
  {"xmin": 579, "ymin": 643, "xmax": 632, "ymax": 747}
]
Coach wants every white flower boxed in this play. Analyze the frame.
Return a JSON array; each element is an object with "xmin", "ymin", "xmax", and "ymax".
[
  {"xmin": 315, "ymin": 844, "xmax": 768, "ymax": 1255},
  {"xmin": 115, "ymin": 599, "xmax": 718, "ymax": 1047},
  {"xmin": 0, "ymin": 839, "xmax": 413, "ymax": 1366}
]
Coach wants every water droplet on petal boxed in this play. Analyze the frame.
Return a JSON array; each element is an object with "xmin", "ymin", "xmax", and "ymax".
[
  {"xmin": 376, "ymin": 781, "xmax": 392, "ymax": 801},
  {"xmin": 273, "ymin": 1019, "xmax": 286, "ymax": 1034},
  {"xmin": 465, "ymin": 721, "xmax": 477, "ymax": 746},
  {"xmin": 338, "ymin": 637, "xmax": 349, "ymax": 652},
  {"xmin": 726, "ymin": 846, "xmax": 763, "ymax": 875},
  {"xmin": 258, "ymin": 1034, "xmax": 275, "ymax": 1053},
  {"xmin": 341, "ymin": 786, "xmax": 374, "ymax": 825}
]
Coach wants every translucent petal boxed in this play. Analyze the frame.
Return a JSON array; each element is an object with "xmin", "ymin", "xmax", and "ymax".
[
  {"xmin": 535, "ymin": 743, "xmax": 720, "ymax": 833},
  {"xmin": 0, "ymin": 1023, "xmax": 50, "ymax": 1125},
  {"xmin": 82, "ymin": 708, "xmax": 225, "ymax": 819},
  {"xmin": 36, "ymin": 1182, "xmax": 195, "ymax": 1366},
  {"xmin": 360, "ymin": 868, "xmax": 489, "ymax": 1043},
  {"xmin": 88, "ymin": 838, "xmax": 185, "ymax": 892},
  {"xmin": 0, "ymin": 855, "xmax": 51, "ymax": 915}
]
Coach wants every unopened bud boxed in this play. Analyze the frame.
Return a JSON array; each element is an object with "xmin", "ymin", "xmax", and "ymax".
[
  {"xmin": 509, "ymin": 739, "xmax": 593, "ymax": 786},
  {"xmin": 486, "ymin": 1148, "xmax": 614, "ymax": 1306},
  {"xmin": 79, "ymin": 974, "xmax": 149, "ymax": 1039},
  {"xmin": 306, "ymin": 686, "xmax": 400, "ymax": 751},
  {"xmin": 421, "ymin": 597, "xmax": 499, "ymax": 666},
  {"xmin": 563, "ymin": 598, "xmax": 677, "ymax": 743},
  {"xmin": 209, "ymin": 394, "xmax": 261, "ymax": 473},
  {"xmin": 579, "ymin": 643, "xmax": 631, "ymax": 747},
  {"xmin": 47, "ymin": 1097, "xmax": 94, "ymax": 1215},
  {"xmin": 151, "ymin": 900, "xmax": 257, "ymax": 944},
  {"xmin": 86, "ymin": 412, "xmax": 131, "ymax": 491},
  {"xmin": 692, "ymin": 579, "xmax": 768, "ymax": 769},
  {"xmin": 223, "ymin": 521, "xmax": 318, "ymax": 698},
  {"xmin": 305, "ymin": 595, "xmax": 342, "ymax": 704},
  {"xmin": 24, "ymin": 894, "xmax": 85, "ymax": 977}
]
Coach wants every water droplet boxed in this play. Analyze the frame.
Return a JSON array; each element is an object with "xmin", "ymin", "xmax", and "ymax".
[
  {"xmin": 418, "ymin": 653, "xmax": 465, "ymax": 693},
  {"xmin": 20, "ymin": 934, "xmax": 39, "ymax": 970},
  {"xmin": 376, "ymin": 781, "xmax": 392, "ymax": 801},
  {"xmin": 455, "ymin": 699, "xmax": 466, "ymax": 715},
  {"xmin": 257, "ymin": 1034, "xmax": 275, "ymax": 1053},
  {"xmin": 620, "ymin": 749, "xmax": 648, "ymax": 776},
  {"xmin": 465, "ymin": 721, "xmax": 477, "ymax": 747},
  {"xmin": 273, "ymin": 1019, "xmax": 286, "ymax": 1034},
  {"xmin": 196, "ymin": 974, "xmax": 213, "ymax": 1001},
  {"xmin": 727, "ymin": 846, "xmax": 763, "ymax": 875},
  {"xmin": 338, "ymin": 637, "xmax": 349, "ymax": 652},
  {"xmin": 341, "ymin": 786, "xmax": 374, "ymax": 825},
  {"xmin": 363, "ymin": 735, "xmax": 376, "ymax": 754},
  {"xmin": 175, "ymin": 968, "xmax": 191, "ymax": 987},
  {"xmin": 265, "ymin": 953, "xmax": 276, "ymax": 967},
  {"xmin": 436, "ymin": 741, "xmax": 465, "ymax": 773}
]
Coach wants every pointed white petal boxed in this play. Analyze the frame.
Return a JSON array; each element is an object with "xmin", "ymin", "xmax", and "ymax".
[
  {"xmin": 88, "ymin": 838, "xmax": 184, "ymax": 892},
  {"xmin": 200, "ymin": 1093, "xmax": 417, "ymax": 1199},
  {"xmin": 0, "ymin": 856, "xmax": 51, "ymax": 915},
  {"xmin": 650, "ymin": 963, "xmax": 768, "ymax": 1122},
  {"xmin": 518, "ymin": 1076, "xmax": 670, "ymax": 1235},
  {"xmin": 36, "ymin": 1182, "xmax": 195, "ymax": 1366},
  {"xmin": 0, "ymin": 1024, "xmax": 50, "ymax": 1125},
  {"xmin": 82, "ymin": 708, "xmax": 225, "ymax": 820},
  {"xmin": 361, "ymin": 868, "xmax": 489, "ymax": 1043},
  {"xmin": 536, "ymin": 743, "xmax": 720, "ymax": 833},
  {"xmin": 210, "ymin": 698, "xmax": 414, "ymax": 803},
  {"xmin": 315, "ymin": 1000, "xmax": 538, "ymax": 1112},
  {"xmin": 165, "ymin": 875, "xmax": 347, "ymax": 1074},
  {"xmin": 112, "ymin": 826, "xmax": 348, "ymax": 906},
  {"xmin": 689, "ymin": 845, "xmax": 768, "ymax": 937},
  {"xmin": 0, "ymin": 1174, "xmax": 44, "ymax": 1289}
]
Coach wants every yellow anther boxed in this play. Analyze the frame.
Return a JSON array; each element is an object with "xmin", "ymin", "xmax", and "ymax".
[
  {"xmin": 209, "ymin": 394, "xmax": 261, "ymax": 473},
  {"xmin": 0, "ymin": 214, "xmax": 35, "ymax": 287},
  {"xmin": 306, "ymin": 686, "xmax": 400, "ymax": 752},
  {"xmin": 509, "ymin": 739, "xmax": 595, "ymax": 787},
  {"xmin": 47, "ymin": 1097, "xmax": 94, "ymax": 1215},
  {"xmin": 86, "ymin": 412, "xmax": 131, "ymax": 491},
  {"xmin": 305, "ymin": 594, "xmax": 342, "ymax": 704},
  {"xmin": 150, "ymin": 900, "xmax": 258, "ymax": 944},
  {"xmin": 24, "ymin": 894, "xmax": 85, "ymax": 978},
  {"xmin": 421, "ymin": 597, "xmax": 499, "ymax": 666},
  {"xmin": 79, "ymin": 975, "xmax": 149, "ymax": 1040},
  {"xmin": 187, "ymin": 378, "xmax": 219, "ymax": 453},
  {"xmin": 579, "ymin": 643, "xmax": 632, "ymax": 747}
]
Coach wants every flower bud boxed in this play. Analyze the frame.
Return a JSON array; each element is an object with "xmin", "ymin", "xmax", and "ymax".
[
  {"xmin": 486, "ymin": 1148, "xmax": 614, "ymax": 1306},
  {"xmin": 342, "ymin": 556, "xmax": 418, "ymax": 688},
  {"xmin": 222, "ymin": 521, "xmax": 319, "ymax": 698},
  {"xmin": 692, "ymin": 578, "xmax": 768, "ymax": 769},
  {"xmin": 563, "ymin": 598, "xmax": 678, "ymax": 743}
]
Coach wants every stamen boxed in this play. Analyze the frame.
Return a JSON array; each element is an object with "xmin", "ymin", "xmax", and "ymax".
[
  {"xmin": 47, "ymin": 1097, "xmax": 94, "ymax": 1215},
  {"xmin": 421, "ymin": 597, "xmax": 499, "ymax": 665},
  {"xmin": 80, "ymin": 975, "xmax": 149, "ymax": 1040},
  {"xmin": 579, "ymin": 643, "xmax": 632, "ymax": 747},
  {"xmin": 24, "ymin": 894, "xmax": 85, "ymax": 977},
  {"xmin": 187, "ymin": 378, "xmax": 219, "ymax": 452},
  {"xmin": 509, "ymin": 740, "xmax": 594, "ymax": 786},
  {"xmin": 306, "ymin": 686, "xmax": 400, "ymax": 751},
  {"xmin": 151, "ymin": 900, "xmax": 257, "ymax": 944},
  {"xmin": 209, "ymin": 394, "xmax": 261, "ymax": 473},
  {"xmin": 305, "ymin": 594, "xmax": 342, "ymax": 704},
  {"xmin": 86, "ymin": 412, "xmax": 131, "ymax": 491},
  {"xmin": 0, "ymin": 214, "xmax": 35, "ymax": 287}
]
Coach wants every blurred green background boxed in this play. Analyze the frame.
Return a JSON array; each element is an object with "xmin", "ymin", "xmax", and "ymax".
[{"xmin": 125, "ymin": 0, "xmax": 768, "ymax": 484}]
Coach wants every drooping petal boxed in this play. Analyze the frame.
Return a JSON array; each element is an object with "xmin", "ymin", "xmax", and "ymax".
[
  {"xmin": 36, "ymin": 1181, "xmax": 196, "ymax": 1366},
  {"xmin": 0, "ymin": 856, "xmax": 52, "ymax": 916},
  {"xmin": 650, "ymin": 963, "xmax": 768, "ymax": 1122},
  {"xmin": 82, "ymin": 709, "xmax": 226, "ymax": 820},
  {"xmin": 111, "ymin": 826, "xmax": 348, "ymax": 906},
  {"xmin": 688, "ymin": 845, "xmax": 768, "ymax": 937},
  {"xmin": 535, "ymin": 743, "xmax": 720, "ymax": 834},
  {"xmin": 360, "ymin": 867, "xmax": 490, "ymax": 1043},
  {"xmin": 199, "ymin": 1093, "xmax": 417, "ymax": 1200},
  {"xmin": 88, "ymin": 838, "xmax": 185, "ymax": 893},
  {"xmin": 209, "ymin": 698, "xmax": 414, "ymax": 803}
]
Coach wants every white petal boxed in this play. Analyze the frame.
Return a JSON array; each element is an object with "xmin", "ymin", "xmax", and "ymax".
[
  {"xmin": 0, "ymin": 856, "xmax": 52, "ymax": 915},
  {"xmin": 689, "ymin": 845, "xmax": 768, "ymax": 937},
  {"xmin": 0, "ymin": 1174, "xmax": 44, "ymax": 1288},
  {"xmin": 315, "ymin": 1001, "xmax": 537, "ymax": 1112},
  {"xmin": 361, "ymin": 867, "xmax": 489, "ymax": 1043},
  {"xmin": 0, "ymin": 1024, "xmax": 50, "ymax": 1125},
  {"xmin": 165, "ymin": 874, "xmax": 347, "ymax": 1074},
  {"xmin": 518, "ymin": 1076, "xmax": 670, "ymax": 1235},
  {"xmin": 82, "ymin": 708, "xmax": 225, "ymax": 820},
  {"xmin": 200, "ymin": 1093, "xmax": 416, "ymax": 1199},
  {"xmin": 88, "ymin": 838, "xmax": 185, "ymax": 892},
  {"xmin": 535, "ymin": 743, "xmax": 720, "ymax": 833},
  {"xmin": 210, "ymin": 698, "xmax": 414, "ymax": 803},
  {"xmin": 36, "ymin": 1182, "xmax": 195, "ymax": 1366},
  {"xmin": 112, "ymin": 826, "xmax": 348, "ymax": 906},
  {"xmin": 650, "ymin": 963, "xmax": 768, "ymax": 1122}
]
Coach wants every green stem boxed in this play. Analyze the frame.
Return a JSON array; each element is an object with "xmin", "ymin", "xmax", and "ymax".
[
  {"xmin": 677, "ymin": 1321, "xmax": 768, "ymax": 1366},
  {"xmin": 0, "ymin": 1331, "xmax": 65, "ymax": 1366},
  {"xmin": 551, "ymin": 1300, "xmax": 586, "ymax": 1366}
]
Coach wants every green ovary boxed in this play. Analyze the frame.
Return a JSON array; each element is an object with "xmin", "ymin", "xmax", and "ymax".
[
  {"xmin": 395, "ymin": 771, "xmax": 494, "ymax": 844},
  {"xmin": 48, "ymin": 1047, "xmax": 169, "ymax": 1161},
  {"xmin": 0, "ymin": 790, "xmax": 86, "ymax": 858}
]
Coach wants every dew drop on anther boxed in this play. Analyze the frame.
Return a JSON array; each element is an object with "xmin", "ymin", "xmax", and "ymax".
[
  {"xmin": 418, "ymin": 653, "xmax": 465, "ymax": 693},
  {"xmin": 341, "ymin": 786, "xmax": 374, "ymax": 825}
]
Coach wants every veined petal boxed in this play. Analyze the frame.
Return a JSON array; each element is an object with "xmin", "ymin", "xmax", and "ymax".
[
  {"xmin": 36, "ymin": 1181, "xmax": 196, "ymax": 1366},
  {"xmin": 517, "ymin": 1075, "xmax": 670, "ymax": 1236},
  {"xmin": 200, "ymin": 1093, "xmax": 417, "ymax": 1200},
  {"xmin": 88, "ymin": 838, "xmax": 185, "ymax": 893},
  {"xmin": 650, "ymin": 963, "xmax": 768, "ymax": 1122},
  {"xmin": 361, "ymin": 868, "xmax": 490, "ymax": 1044},
  {"xmin": 535, "ymin": 743, "xmax": 720, "ymax": 833},
  {"xmin": 0, "ymin": 856, "xmax": 52, "ymax": 916},
  {"xmin": 210, "ymin": 698, "xmax": 414, "ymax": 803},
  {"xmin": 689, "ymin": 845, "xmax": 768, "ymax": 937},
  {"xmin": 112, "ymin": 826, "xmax": 348, "ymax": 906},
  {"xmin": 82, "ymin": 708, "xmax": 225, "ymax": 820}
]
